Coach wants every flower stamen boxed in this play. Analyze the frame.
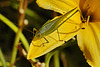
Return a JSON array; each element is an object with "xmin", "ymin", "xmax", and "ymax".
[{"xmin": 86, "ymin": 16, "xmax": 90, "ymax": 25}]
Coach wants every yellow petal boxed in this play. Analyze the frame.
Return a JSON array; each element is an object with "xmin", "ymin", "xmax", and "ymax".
[
  {"xmin": 27, "ymin": 23, "xmax": 78, "ymax": 59},
  {"xmin": 77, "ymin": 22, "xmax": 100, "ymax": 67},
  {"xmin": 72, "ymin": 0, "xmax": 80, "ymax": 5},
  {"xmin": 27, "ymin": 11, "xmax": 81, "ymax": 59},
  {"xmin": 27, "ymin": 34, "xmax": 63, "ymax": 59},
  {"xmin": 82, "ymin": 0, "xmax": 100, "ymax": 12},
  {"xmin": 58, "ymin": 11, "xmax": 81, "ymax": 40},
  {"xmin": 92, "ymin": 5, "xmax": 100, "ymax": 22},
  {"xmin": 36, "ymin": 0, "xmax": 78, "ymax": 14}
]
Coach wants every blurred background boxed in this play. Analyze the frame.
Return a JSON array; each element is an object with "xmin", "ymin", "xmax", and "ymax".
[{"xmin": 0, "ymin": 0, "xmax": 90, "ymax": 67}]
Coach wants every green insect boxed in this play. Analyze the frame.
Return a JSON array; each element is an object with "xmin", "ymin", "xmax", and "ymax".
[{"xmin": 32, "ymin": 7, "xmax": 79, "ymax": 47}]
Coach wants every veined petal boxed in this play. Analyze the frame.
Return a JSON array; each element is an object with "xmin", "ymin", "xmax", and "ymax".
[
  {"xmin": 27, "ymin": 28, "xmax": 77, "ymax": 59},
  {"xmin": 36, "ymin": 0, "xmax": 78, "ymax": 14},
  {"xmin": 77, "ymin": 22, "xmax": 100, "ymax": 67},
  {"xmin": 27, "ymin": 22, "xmax": 79, "ymax": 59},
  {"xmin": 92, "ymin": 5, "xmax": 100, "ymax": 22},
  {"xmin": 58, "ymin": 11, "xmax": 81, "ymax": 40},
  {"xmin": 27, "ymin": 11, "xmax": 81, "ymax": 59},
  {"xmin": 27, "ymin": 34, "xmax": 64, "ymax": 59},
  {"xmin": 82, "ymin": 0, "xmax": 100, "ymax": 12},
  {"xmin": 72, "ymin": 0, "xmax": 80, "ymax": 5}
]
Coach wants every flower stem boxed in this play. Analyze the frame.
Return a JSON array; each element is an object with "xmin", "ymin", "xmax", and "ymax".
[
  {"xmin": 10, "ymin": 28, "xmax": 22, "ymax": 65},
  {"xmin": 54, "ymin": 51, "xmax": 60, "ymax": 67},
  {"xmin": 0, "ymin": 13, "xmax": 36, "ymax": 66},
  {"xmin": 10, "ymin": 0, "xmax": 28, "ymax": 66},
  {"xmin": 45, "ymin": 51, "xmax": 56, "ymax": 67}
]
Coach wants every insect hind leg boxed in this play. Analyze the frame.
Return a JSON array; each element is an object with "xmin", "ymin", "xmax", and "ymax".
[
  {"xmin": 57, "ymin": 29, "xmax": 65, "ymax": 42},
  {"xmin": 42, "ymin": 37, "xmax": 49, "ymax": 46},
  {"xmin": 56, "ymin": 25, "xmax": 81, "ymax": 43}
]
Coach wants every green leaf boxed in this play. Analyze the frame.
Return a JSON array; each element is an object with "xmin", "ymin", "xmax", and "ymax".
[{"xmin": 0, "ymin": 48, "xmax": 7, "ymax": 67}]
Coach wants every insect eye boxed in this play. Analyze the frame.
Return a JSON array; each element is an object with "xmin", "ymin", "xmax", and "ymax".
[{"xmin": 37, "ymin": 34, "xmax": 41, "ymax": 37}]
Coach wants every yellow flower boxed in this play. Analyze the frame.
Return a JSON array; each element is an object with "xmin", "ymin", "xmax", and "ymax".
[{"xmin": 27, "ymin": 0, "xmax": 100, "ymax": 67}]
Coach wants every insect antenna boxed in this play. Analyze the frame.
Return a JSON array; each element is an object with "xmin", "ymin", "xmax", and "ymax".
[
  {"xmin": 14, "ymin": 22, "xmax": 37, "ymax": 38},
  {"xmin": 24, "ymin": 27, "xmax": 33, "ymax": 34},
  {"xmin": 33, "ymin": 28, "xmax": 38, "ymax": 37},
  {"xmin": 24, "ymin": 28, "xmax": 38, "ymax": 38}
]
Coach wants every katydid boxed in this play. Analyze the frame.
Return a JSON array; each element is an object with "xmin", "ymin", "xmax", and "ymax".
[{"xmin": 32, "ymin": 7, "xmax": 79, "ymax": 46}]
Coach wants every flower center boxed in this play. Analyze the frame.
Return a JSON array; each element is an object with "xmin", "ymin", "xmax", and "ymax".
[{"xmin": 81, "ymin": 4, "xmax": 93, "ymax": 22}]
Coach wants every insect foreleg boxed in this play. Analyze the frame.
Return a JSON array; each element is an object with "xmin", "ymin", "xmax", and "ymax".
[{"xmin": 33, "ymin": 28, "xmax": 38, "ymax": 37}]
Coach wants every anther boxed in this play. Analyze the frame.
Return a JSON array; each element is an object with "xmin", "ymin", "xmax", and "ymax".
[
  {"xmin": 87, "ymin": 4, "xmax": 90, "ymax": 9},
  {"xmin": 87, "ymin": 16, "xmax": 90, "ymax": 24}
]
